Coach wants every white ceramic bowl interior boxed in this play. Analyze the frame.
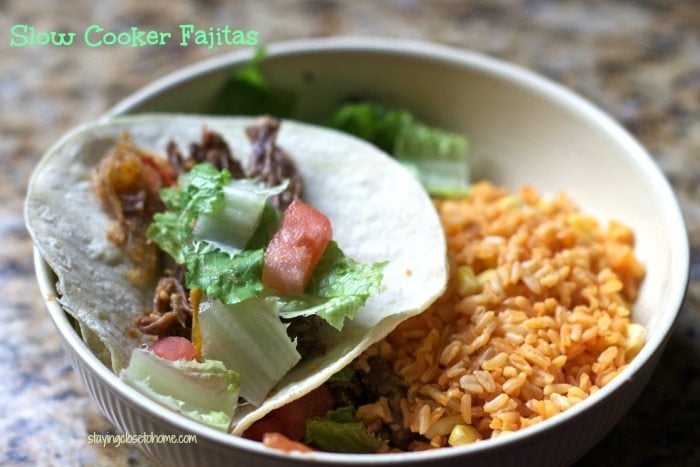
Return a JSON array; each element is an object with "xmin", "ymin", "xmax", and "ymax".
[{"xmin": 35, "ymin": 37, "xmax": 689, "ymax": 466}]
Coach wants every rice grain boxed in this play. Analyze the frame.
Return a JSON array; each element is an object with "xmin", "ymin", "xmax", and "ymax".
[{"xmin": 357, "ymin": 183, "xmax": 645, "ymax": 448}]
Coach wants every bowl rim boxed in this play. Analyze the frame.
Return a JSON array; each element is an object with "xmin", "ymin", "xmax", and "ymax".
[{"xmin": 35, "ymin": 36, "xmax": 690, "ymax": 463}]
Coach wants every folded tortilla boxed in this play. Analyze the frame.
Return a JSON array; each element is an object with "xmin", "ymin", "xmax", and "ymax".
[{"xmin": 25, "ymin": 114, "xmax": 448, "ymax": 434}]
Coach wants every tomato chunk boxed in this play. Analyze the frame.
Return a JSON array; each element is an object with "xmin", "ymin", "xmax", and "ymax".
[
  {"xmin": 243, "ymin": 385, "xmax": 335, "ymax": 441},
  {"xmin": 150, "ymin": 336, "xmax": 197, "ymax": 361},
  {"xmin": 263, "ymin": 200, "xmax": 332, "ymax": 294},
  {"xmin": 274, "ymin": 385, "xmax": 335, "ymax": 440},
  {"xmin": 262, "ymin": 433, "xmax": 313, "ymax": 453},
  {"xmin": 243, "ymin": 415, "xmax": 286, "ymax": 442}
]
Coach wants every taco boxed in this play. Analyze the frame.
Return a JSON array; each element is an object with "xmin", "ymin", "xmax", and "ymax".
[{"xmin": 25, "ymin": 114, "xmax": 448, "ymax": 435}]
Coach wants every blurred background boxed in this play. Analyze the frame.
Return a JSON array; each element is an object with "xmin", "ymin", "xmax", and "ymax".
[{"xmin": 1, "ymin": 0, "xmax": 698, "ymax": 465}]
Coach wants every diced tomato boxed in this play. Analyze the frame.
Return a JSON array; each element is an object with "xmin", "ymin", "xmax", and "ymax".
[
  {"xmin": 274, "ymin": 385, "xmax": 334, "ymax": 440},
  {"xmin": 243, "ymin": 385, "xmax": 335, "ymax": 442},
  {"xmin": 243, "ymin": 415, "xmax": 286, "ymax": 442},
  {"xmin": 262, "ymin": 433, "xmax": 313, "ymax": 453},
  {"xmin": 150, "ymin": 336, "xmax": 197, "ymax": 361},
  {"xmin": 263, "ymin": 200, "xmax": 332, "ymax": 294}
]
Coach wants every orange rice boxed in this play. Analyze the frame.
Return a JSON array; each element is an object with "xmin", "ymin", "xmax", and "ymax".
[{"xmin": 356, "ymin": 182, "xmax": 646, "ymax": 449}]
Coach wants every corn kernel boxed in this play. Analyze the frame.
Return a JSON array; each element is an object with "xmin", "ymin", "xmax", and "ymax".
[
  {"xmin": 624, "ymin": 323, "xmax": 646, "ymax": 357},
  {"xmin": 477, "ymin": 269, "xmax": 496, "ymax": 286},
  {"xmin": 456, "ymin": 266, "xmax": 481, "ymax": 296},
  {"xmin": 497, "ymin": 195, "xmax": 520, "ymax": 210},
  {"xmin": 448, "ymin": 424, "xmax": 481, "ymax": 446},
  {"xmin": 424, "ymin": 415, "xmax": 464, "ymax": 440}
]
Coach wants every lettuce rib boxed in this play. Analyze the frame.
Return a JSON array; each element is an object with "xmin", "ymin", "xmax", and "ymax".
[
  {"xmin": 199, "ymin": 297, "xmax": 301, "ymax": 406},
  {"xmin": 119, "ymin": 349, "xmax": 239, "ymax": 431}
]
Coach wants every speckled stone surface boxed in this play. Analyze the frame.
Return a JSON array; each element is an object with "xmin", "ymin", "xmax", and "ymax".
[{"xmin": 1, "ymin": 0, "xmax": 698, "ymax": 465}]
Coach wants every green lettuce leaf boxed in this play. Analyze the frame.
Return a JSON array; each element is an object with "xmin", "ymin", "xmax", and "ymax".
[
  {"xmin": 185, "ymin": 245, "xmax": 265, "ymax": 305},
  {"xmin": 328, "ymin": 366, "xmax": 355, "ymax": 383},
  {"xmin": 119, "ymin": 348, "xmax": 239, "ymax": 431},
  {"xmin": 394, "ymin": 122, "xmax": 470, "ymax": 197},
  {"xmin": 309, "ymin": 241, "xmax": 385, "ymax": 298},
  {"xmin": 147, "ymin": 210, "xmax": 183, "ymax": 263},
  {"xmin": 325, "ymin": 102, "xmax": 413, "ymax": 153},
  {"xmin": 199, "ymin": 297, "xmax": 301, "ymax": 406},
  {"xmin": 277, "ymin": 295, "xmax": 364, "ymax": 332},
  {"xmin": 326, "ymin": 102, "xmax": 470, "ymax": 197},
  {"xmin": 245, "ymin": 203, "xmax": 283, "ymax": 250},
  {"xmin": 148, "ymin": 163, "xmax": 284, "ymax": 262},
  {"xmin": 277, "ymin": 242, "xmax": 386, "ymax": 330},
  {"xmin": 147, "ymin": 163, "xmax": 231, "ymax": 262},
  {"xmin": 212, "ymin": 47, "xmax": 296, "ymax": 117},
  {"xmin": 304, "ymin": 407, "xmax": 384, "ymax": 453},
  {"xmin": 193, "ymin": 179, "xmax": 287, "ymax": 256}
]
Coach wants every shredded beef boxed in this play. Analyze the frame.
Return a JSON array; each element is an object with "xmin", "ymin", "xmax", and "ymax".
[
  {"xmin": 136, "ymin": 277, "xmax": 191, "ymax": 337},
  {"xmin": 167, "ymin": 128, "xmax": 245, "ymax": 178},
  {"xmin": 327, "ymin": 375, "xmax": 365, "ymax": 410},
  {"xmin": 166, "ymin": 140, "xmax": 185, "ymax": 177},
  {"xmin": 92, "ymin": 134, "xmax": 173, "ymax": 284},
  {"xmin": 245, "ymin": 116, "xmax": 302, "ymax": 210},
  {"xmin": 326, "ymin": 357, "xmax": 418, "ymax": 449},
  {"xmin": 284, "ymin": 315, "xmax": 326, "ymax": 359},
  {"xmin": 356, "ymin": 357, "xmax": 418, "ymax": 450}
]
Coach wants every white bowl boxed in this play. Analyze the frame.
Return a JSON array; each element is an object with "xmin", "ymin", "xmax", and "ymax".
[{"xmin": 33, "ymin": 37, "xmax": 689, "ymax": 466}]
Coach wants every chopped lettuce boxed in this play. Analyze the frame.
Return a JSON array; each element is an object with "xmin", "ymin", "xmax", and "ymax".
[
  {"xmin": 328, "ymin": 366, "xmax": 355, "ymax": 383},
  {"xmin": 325, "ymin": 102, "xmax": 412, "ymax": 154},
  {"xmin": 277, "ymin": 241, "xmax": 386, "ymax": 330},
  {"xmin": 212, "ymin": 47, "xmax": 295, "ymax": 117},
  {"xmin": 147, "ymin": 164, "xmax": 283, "ymax": 261},
  {"xmin": 119, "ymin": 348, "xmax": 239, "ymax": 431},
  {"xmin": 394, "ymin": 122, "xmax": 471, "ymax": 197},
  {"xmin": 185, "ymin": 245, "xmax": 265, "ymax": 305},
  {"xmin": 305, "ymin": 407, "xmax": 384, "ymax": 453},
  {"xmin": 146, "ymin": 210, "xmax": 183, "ymax": 262},
  {"xmin": 278, "ymin": 295, "xmax": 365, "ymax": 332},
  {"xmin": 309, "ymin": 241, "xmax": 386, "ymax": 298},
  {"xmin": 326, "ymin": 102, "xmax": 470, "ymax": 197},
  {"xmin": 198, "ymin": 297, "xmax": 301, "ymax": 406},
  {"xmin": 193, "ymin": 179, "xmax": 287, "ymax": 255},
  {"xmin": 147, "ymin": 163, "xmax": 231, "ymax": 262},
  {"xmin": 245, "ymin": 203, "xmax": 283, "ymax": 250}
]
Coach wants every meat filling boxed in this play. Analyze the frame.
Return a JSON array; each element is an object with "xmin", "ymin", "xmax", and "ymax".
[
  {"xmin": 167, "ymin": 128, "xmax": 245, "ymax": 178},
  {"xmin": 283, "ymin": 314, "xmax": 326, "ymax": 360},
  {"xmin": 246, "ymin": 115, "xmax": 302, "ymax": 210},
  {"xmin": 136, "ymin": 276, "xmax": 191, "ymax": 337},
  {"xmin": 327, "ymin": 357, "xmax": 418, "ymax": 450},
  {"xmin": 92, "ymin": 134, "xmax": 173, "ymax": 284}
]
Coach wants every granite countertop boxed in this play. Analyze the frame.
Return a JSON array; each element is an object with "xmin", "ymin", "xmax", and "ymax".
[{"xmin": 1, "ymin": 1, "xmax": 698, "ymax": 465}]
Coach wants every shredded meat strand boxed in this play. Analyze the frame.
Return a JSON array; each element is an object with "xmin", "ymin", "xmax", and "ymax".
[
  {"xmin": 136, "ymin": 277, "xmax": 192, "ymax": 337},
  {"xmin": 167, "ymin": 128, "xmax": 245, "ymax": 178},
  {"xmin": 327, "ymin": 357, "xmax": 418, "ymax": 450},
  {"xmin": 245, "ymin": 116, "xmax": 302, "ymax": 210},
  {"xmin": 284, "ymin": 315, "xmax": 325, "ymax": 359},
  {"xmin": 92, "ymin": 133, "xmax": 172, "ymax": 284},
  {"xmin": 166, "ymin": 140, "xmax": 185, "ymax": 178}
]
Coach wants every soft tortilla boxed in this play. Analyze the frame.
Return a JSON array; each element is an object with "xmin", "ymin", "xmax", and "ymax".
[{"xmin": 25, "ymin": 114, "xmax": 448, "ymax": 434}]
